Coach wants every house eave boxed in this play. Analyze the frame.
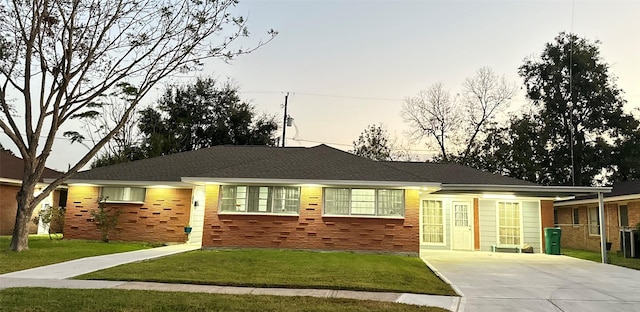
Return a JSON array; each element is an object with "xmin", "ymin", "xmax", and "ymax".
[
  {"xmin": 439, "ymin": 184, "xmax": 611, "ymax": 197},
  {"xmin": 181, "ymin": 177, "xmax": 442, "ymax": 189},
  {"xmin": 64, "ymin": 179, "xmax": 192, "ymax": 188},
  {"xmin": 554, "ymin": 193, "xmax": 640, "ymax": 207}
]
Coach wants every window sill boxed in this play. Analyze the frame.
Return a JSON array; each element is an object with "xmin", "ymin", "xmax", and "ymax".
[
  {"xmin": 421, "ymin": 242, "xmax": 446, "ymax": 246},
  {"xmin": 103, "ymin": 201, "xmax": 145, "ymax": 205},
  {"xmin": 218, "ymin": 211, "xmax": 299, "ymax": 217},
  {"xmin": 322, "ymin": 214, "xmax": 405, "ymax": 220}
]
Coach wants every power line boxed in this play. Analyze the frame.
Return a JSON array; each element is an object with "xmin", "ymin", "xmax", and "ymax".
[{"xmin": 243, "ymin": 91, "xmax": 404, "ymax": 102}]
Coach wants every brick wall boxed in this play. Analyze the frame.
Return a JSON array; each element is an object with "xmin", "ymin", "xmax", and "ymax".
[
  {"xmin": 555, "ymin": 201, "xmax": 636, "ymax": 252},
  {"xmin": 0, "ymin": 185, "xmax": 19, "ymax": 235},
  {"xmin": 202, "ymin": 185, "xmax": 420, "ymax": 253},
  {"xmin": 0, "ymin": 184, "xmax": 43, "ymax": 235},
  {"xmin": 540, "ymin": 200, "xmax": 555, "ymax": 251},
  {"xmin": 64, "ymin": 186, "xmax": 192, "ymax": 243}
]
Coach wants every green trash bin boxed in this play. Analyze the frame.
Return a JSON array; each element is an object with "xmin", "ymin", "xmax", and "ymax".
[{"xmin": 544, "ymin": 227, "xmax": 562, "ymax": 255}]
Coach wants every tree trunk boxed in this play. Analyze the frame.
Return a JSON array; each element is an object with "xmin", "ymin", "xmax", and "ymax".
[{"xmin": 10, "ymin": 182, "xmax": 38, "ymax": 252}]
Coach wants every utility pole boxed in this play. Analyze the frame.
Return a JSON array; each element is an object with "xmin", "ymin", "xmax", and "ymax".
[{"xmin": 282, "ymin": 92, "xmax": 289, "ymax": 147}]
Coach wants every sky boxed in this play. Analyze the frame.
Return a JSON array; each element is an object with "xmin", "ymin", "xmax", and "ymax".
[{"xmin": 1, "ymin": 0, "xmax": 639, "ymax": 171}]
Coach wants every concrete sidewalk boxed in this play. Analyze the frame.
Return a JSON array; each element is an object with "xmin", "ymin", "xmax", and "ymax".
[
  {"xmin": 0, "ymin": 278, "xmax": 460, "ymax": 310},
  {"xmin": 0, "ymin": 244, "xmax": 200, "ymax": 279},
  {"xmin": 0, "ymin": 244, "xmax": 460, "ymax": 311}
]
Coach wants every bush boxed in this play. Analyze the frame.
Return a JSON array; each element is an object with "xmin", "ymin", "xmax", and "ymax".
[{"xmin": 90, "ymin": 198, "xmax": 121, "ymax": 242}]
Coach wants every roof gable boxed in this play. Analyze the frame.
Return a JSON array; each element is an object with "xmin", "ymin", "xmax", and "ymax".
[
  {"xmin": 71, "ymin": 144, "xmax": 536, "ymax": 186},
  {"xmin": 0, "ymin": 150, "xmax": 62, "ymax": 182}
]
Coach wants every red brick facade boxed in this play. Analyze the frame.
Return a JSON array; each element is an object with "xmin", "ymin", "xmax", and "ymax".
[
  {"xmin": 201, "ymin": 185, "xmax": 420, "ymax": 253},
  {"xmin": 64, "ymin": 186, "xmax": 192, "ymax": 243},
  {"xmin": 540, "ymin": 200, "xmax": 555, "ymax": 251},
  {"xmin": 0, "ymin": 185, "xmax": 59, "ymax": 235},
  {"xmin": 0, "ymin": 185, "xmax": 20, "ymax": 235},
  {"xmin": 556, "ymin": 200, "xmax": 640, "ymax": 252}
]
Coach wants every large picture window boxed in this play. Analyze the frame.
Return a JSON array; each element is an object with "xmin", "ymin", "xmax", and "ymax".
[
  {"xmin": 422, "ymin": 200, "xmax": 444, "ymax": 244},
  {"xmin": 323, "ymin": 188, "xmax": 404, "ymax": 217},
  {"xmin": 588, "ymin": 207, "xmax": 600, "ymax": 235},
  {"xmin": 220, "ymin": 186, "xmax": 300, "ymax": 214},
  {"xmin": 101, "ymin": 187, "xmax": 145, "ymax": 202},
  {"xmin": 498, "ymin": 201, "xmax": 520, "ymax": 245}
]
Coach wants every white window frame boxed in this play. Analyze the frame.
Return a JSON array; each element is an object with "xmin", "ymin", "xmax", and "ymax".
[
  {"xmin": 496, "ymin": 201, "xmax": 523, "ymax": 246},
  {"xmin": 588, "ymin": 206, "xmax": 600, "ymax": 236},
  {"xmin": 421, "ymin": 199, "xmax": 446, "ymax": 245},
  {"xmin": 218, "ymin": 185, "xmax": 300, "ymax": 215},
  {"xmin": 101, "ymin": 187, "xmax": 146, "ymax": 203},
  {"xmin": 322, "ymin": 188, "xmax": 405, "ymax": 218}
]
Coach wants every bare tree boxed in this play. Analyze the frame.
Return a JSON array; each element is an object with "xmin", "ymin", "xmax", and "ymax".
[
  {"xmin": 459, "ymin": 67, "xmax": 517, "ymax": 163},
  {"xmin": 401, "ymin": 82, "xmax": 460, "ymax": 162},
  {"xmin": 76, "ymin": 83, "xmax": 144, "ymax": 168},
  {"xmin": 401, "ymin": 68, "xmax": 516, "ymax": 163},
  {"xmin": 0, "ymin": 0, "xmax": 276, "ymax": 251}
]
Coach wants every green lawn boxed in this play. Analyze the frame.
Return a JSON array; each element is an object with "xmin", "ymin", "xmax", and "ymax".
[
  {"xmin": 0, "ymin": 235, "xmax": 156, "ymax": 274},
  {"xmin": 563, "ymin": 248, "xmax": 640, "ymax": 270},
  {"xmin": 79, "ymin": 249, "xmax": 456, "ymax": 296},
  {"xmin": 0, "ymin": 288, "xmax": 447, "ymax": 312}
]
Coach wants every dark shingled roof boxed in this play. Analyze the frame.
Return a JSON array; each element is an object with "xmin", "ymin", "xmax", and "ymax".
[
  {"xmin": 71, "ymin": 144, "xmax": 537, "ymax": 186},
  {"xmin": 381, "ymin": 161, "xmax": 538, "ymax": 186},
  {"xmin": 0, "ymin": 150, "xmax": 62, "ymax": 182},
  {"xmin": 559, "ymin": 180, "xmax": 640, "ymax": 202}
]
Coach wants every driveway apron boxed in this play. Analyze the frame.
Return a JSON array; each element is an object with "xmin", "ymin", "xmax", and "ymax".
[{"xmin": 423, "ymin": 251, "xmax": 640, "ymax": 312}]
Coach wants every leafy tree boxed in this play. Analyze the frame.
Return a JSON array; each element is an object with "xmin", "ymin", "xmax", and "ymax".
[
  {"xmin": 402, "ymin": 68, "xmax": 515, "ymax": 163},
  {"xmin": 472, "ymin": 33, "xmax": 637, "ymax": 186},
  {"xmin": 517, "ymin": 32, "xmax": 630, "ymax": 186},
  {"xmin": 138, "ymin": 78, "xmax": 278, "ymax": 157},
  {"xmin": 352, "ymin": 124, "xmax": 393, "ymax": 161},
  {"xmin": 0, "ymin": 0, "xmax": 276, "ymax": 251}
]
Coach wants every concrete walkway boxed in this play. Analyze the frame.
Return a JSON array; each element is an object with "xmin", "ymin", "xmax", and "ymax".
[
  {"xmin": 0, "ymin": 244, "xmax": 460, "ymax": 311},
  {"xmin": 423, "ymin": 251, "xmax": 640, "ymax": 312}
]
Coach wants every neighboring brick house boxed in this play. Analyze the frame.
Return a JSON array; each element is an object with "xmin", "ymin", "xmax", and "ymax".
[
  {"xmin": 555, "ymin": 181, "xmax": 640, "ymax": 252},
  {"xmin": 0, "ymin": 150, "xmax": 65, "ymax": 235},
  {"xmin": 64, "ymin": 145, "xmax": 608, "ymax": 255}
]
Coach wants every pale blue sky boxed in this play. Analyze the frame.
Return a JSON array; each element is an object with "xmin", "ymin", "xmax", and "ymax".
[{"xmin": 2, "ymin": 0, "xmax": 639, "ymax": 170}]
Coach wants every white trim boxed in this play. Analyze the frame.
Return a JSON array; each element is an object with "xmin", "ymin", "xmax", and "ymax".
[
  {"xmin": 65, "ymin": 179, "xmax": 191, "ymax": 188},
  {"xmin": 442, "ymin": 184, "xmax": 611, "ymax": 194},
  {"xmin": 1, "ymin": 177, "xmax": 55, "ymax": 188},
  {"xmin": 183, "ymin": 177, "xmax": 441, "ymax": 189},
  {"xmin": 537, "ymin": 201, "xmax": 543, "ymax": 253},
  {"xmin": 495, "ymin": 200, "xmax": 524, "ymax": 246},
  {"xmin": 321, "ymin": 214, "xmax": 404, "ymax": 220},
  {"xmin": 555, "ymin": 194, "xmax": 640, "ymax": 207},
  {"xmin": 451, "ymin": 200, "xmax": 473, "ymax": 251},
  {"xmin": 420, "ymin": 198, "xmax": 447, "ymax": 246},
  {"xmin": 218, "ymin": 212, "xmax": 299, "ymax": 217}
]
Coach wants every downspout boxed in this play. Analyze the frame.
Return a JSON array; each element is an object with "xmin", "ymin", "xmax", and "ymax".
[{"xmin": 598, "ymin": 192, "xmax": 607, "ymax": 263}]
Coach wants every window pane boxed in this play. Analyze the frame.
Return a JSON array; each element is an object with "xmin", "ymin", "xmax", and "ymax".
[
  {"xmin": 572, "ymin": 208, "xmax": 579, "ymax": 225},
  {"xmin": 128, "ymin": 188, "xmax": 146, "ymax": 202},
  {"xmin": 498, "ymin": 202, "xmax": 520, "ymax": 245},
  {"xmin": 101, "ymin": 187, "xmax": 145, "ymax": 202},
  {"xmin": 422, "ymin": 200, "xmax": 443, "ymax": 243},
  {"xmin": 588, "ymin": 207, "xmax": 600, "ymax": 235},
  {"xmin": 102, "ymin": 187, "xmax": 123, "ymax": 201},
  {"xmin": 273, "ymin": 187, "xmax": 300, "ymax": 214},
  {"xmin": 247, "ymin": 186, "xmax": 270, "ymax": 212},
  {"xmin": 377, "ymin": 189, "xmax": 404, "ymax": 217},
  {"xmin": 325, "ymin": 188, "xmax": 350, "ymax": 215},
  {"xmin": 351, "ymin": 189, "xmax": 375, "ymax": 215}
]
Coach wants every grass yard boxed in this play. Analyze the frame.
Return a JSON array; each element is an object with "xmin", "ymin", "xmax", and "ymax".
[
  {"xmin": 563, "ymin": 248, "xmax": 640, "ymax": 270},
  {"xmin": 79, "ymin": 249, "xmax": 456, "ymax": 296},
  {"xmin": 0, "ymin": 288, "xmax": 447, "ymax": 312},
  {"xmin": 0, "ymin": 235, "xmax": 156, "ymax": 274}
]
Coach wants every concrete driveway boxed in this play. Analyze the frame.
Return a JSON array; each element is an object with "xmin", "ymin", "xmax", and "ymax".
[{"xmin": 423, "ymin": 251, "xmax": 640, "ymax": 312}]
